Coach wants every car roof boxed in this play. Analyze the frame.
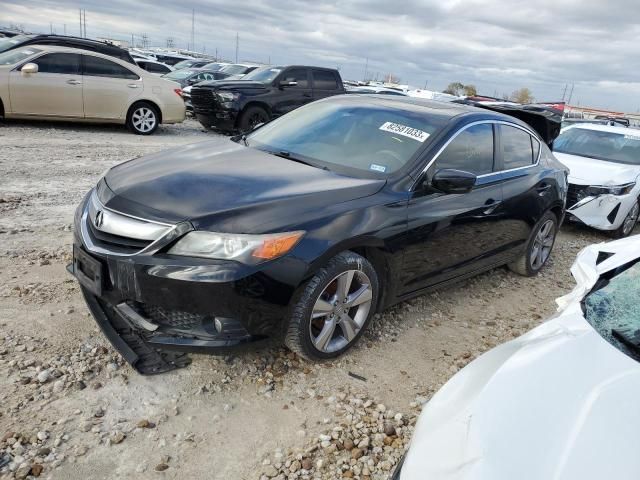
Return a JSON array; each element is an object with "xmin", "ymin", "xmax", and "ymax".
[{"xmin": 563, "ymin": 123, "xmax": 635, "ymax": 135}]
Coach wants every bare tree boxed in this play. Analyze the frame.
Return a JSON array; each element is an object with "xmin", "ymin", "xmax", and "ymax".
[
  {"xmin": 510, "ymin": 88, "xmax": 535, "ymax": 104},
  {"xmin": 462, "ymin": 84, "xmax": 477, "ymax": 96}
]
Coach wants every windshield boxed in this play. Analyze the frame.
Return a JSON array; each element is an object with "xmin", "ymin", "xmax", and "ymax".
[
  {"xmin": 247, "ymin": 98, "xmax": 447, "ymax": 175},
  {"xmin": 0, "ymin": 46, "xmax": 41, "ymax": 65},
  {"xmin": 0, "ymin": 34, "xmax": 31, "ymax": 53},
  {"xmin": 554, "ymin": 127, "xmax": 640, "ymax": 165},
  {"xmin": 163, "ymin": 69, "xmax": 195, "ymax": 80},
  {"xmin": 220, "ymin": 64, "xmax": 250, "ymax": 75},
  {"xmin": 173, "ymin": 60, "xmax": 195, "ymax": 70},
  {"xmin": 203, "ymin": 63, "xmax": 226, "ymax": 71},
  {"xmin": 242, "ymin": 67, "xmax": 283, "ymax": 83},
  {"xmin": 584, "ymin": 260, "xmax": 640, "ymax": 362}
]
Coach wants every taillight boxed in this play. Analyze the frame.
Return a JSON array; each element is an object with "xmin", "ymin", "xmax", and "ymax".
[{"xmin": 174, "ymin": 88, "xmax": 183, "ymax": 98}]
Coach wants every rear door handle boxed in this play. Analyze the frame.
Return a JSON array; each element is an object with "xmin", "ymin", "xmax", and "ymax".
[
  {"xmin": 302, "ymin": 92, "xmax": 312, "ymax": 98},
  {"xmin": 127, "ymin": 84, "xmax": 139, "ymax": 88},
  {"xmin": 66, "ymin": 79, "xmax": 82, "ymax": 85}
]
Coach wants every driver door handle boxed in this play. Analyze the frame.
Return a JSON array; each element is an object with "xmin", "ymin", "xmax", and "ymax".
[
  {"xmin": 483, "ymin": 198, "xmax": 501, "ymax": 215},
  {"xmin": 127, "ymin": 84, "xmax": 139, "ymax": 88},
  {"xmin": 66, "ymin": 79, "xmax": 82, "ymax": 85}
]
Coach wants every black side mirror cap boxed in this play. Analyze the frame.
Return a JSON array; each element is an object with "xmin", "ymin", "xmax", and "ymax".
[{"xmin": 431, "ymin": 169, "xmax": 477, "ymax": 194}]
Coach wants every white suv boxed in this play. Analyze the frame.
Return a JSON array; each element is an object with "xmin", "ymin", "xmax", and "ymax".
[{"xmin": 0, "ymin": 45, "xmax": 185, "ymax": 134}]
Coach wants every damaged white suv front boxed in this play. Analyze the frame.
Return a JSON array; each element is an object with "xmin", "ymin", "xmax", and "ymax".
[{"xmin": 553, "ymin": 123, "xmax": 640, "ymax": 238}]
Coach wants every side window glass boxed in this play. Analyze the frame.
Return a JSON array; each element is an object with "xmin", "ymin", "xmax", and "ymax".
[
  {"xmin": 502, "ymin": 124, "xmax": 535, "ymax": 169},
  {"xmin": 84, "ymin": 56, "xmax": 139, "ymax": 80},
  {"xmin": 436, "ymin": 123, "xmax": 494, "ymax": 175},
  {"xmin": 33, "ymin": 53, "xmax": 81, "ymax": 75},
  {"xmin": 282, "ymin": 68, "xmax": 308, "ymax": 88},
  {"xmin": 312, "ymin": 70, "xmax": 338, "ymax": 90},
  {"xmin": 531, "ymin": 137, "xmax": 540, "ymax": 162}
]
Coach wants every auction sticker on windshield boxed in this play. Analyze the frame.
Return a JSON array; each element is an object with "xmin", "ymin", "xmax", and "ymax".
[{"xmin": 379, "ymin": 122, "xmax": 430, "ymax": 142}]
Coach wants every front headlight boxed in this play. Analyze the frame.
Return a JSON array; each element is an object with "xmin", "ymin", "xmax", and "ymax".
[
  {"xmin": 584, "ymin": 183, "xmax": 635, "ymax": 196},
  {"xmin": 217, "ymin": 91, "xmax": 238, "ymax": 102},
  {"xmin": 168, "ymin": 231, "xmax": 304, "ymax": 264}
]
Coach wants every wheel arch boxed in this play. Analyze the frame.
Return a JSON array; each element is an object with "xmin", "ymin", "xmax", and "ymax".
[{"xmin": 0, "ymin": 96, "xmax": 5, "ymax": 117}]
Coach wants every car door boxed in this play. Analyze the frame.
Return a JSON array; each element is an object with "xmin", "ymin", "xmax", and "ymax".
[
  {"xmin": 8, "ymin": 52, "xmax": 83, "ymax": 117},
  {"xmin": 82, "ymin": 54, "xmax": 142, "ymax": 120},
  {"xmin": 400, "ymin": 122, "xmax": 511, "ymax": 294},
  {"xmin": 496, "ymin": 122, "xmax": 553, "ymax": 251},
  {"xmin": 311, "ymin": 69, "xmax": 342, "ymax": 101},
  {"xmin": 271, "ymin": 67, "xmax": 312, "ymax": 116}
]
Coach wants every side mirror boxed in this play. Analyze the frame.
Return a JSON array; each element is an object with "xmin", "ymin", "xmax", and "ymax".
[
  {"xmin": 279, "ymin": 80, "xmax": 297, "ymax": 88},
  {"xmin": 431, "ymin": 169, "xmax": 476, "ymax": 194},
  {"xmin": 21, "ymin": 63, "xmax": 38, "ymax": 75}
]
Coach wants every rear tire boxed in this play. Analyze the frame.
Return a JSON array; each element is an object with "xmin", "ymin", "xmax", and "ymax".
[
  {"xmin": 238, "ymin": 106, "xmax": 269, "ymax": 133},
  {"xmin": 508, "ymin": 211, "xmax": 558, "ymax": 276},
  {"xmin": 610, "ymin": 198, "xmax": 639, "ymax": 238},
  {"xmin": 285, "ymin": 252, "xmax": 379, "ymax": 361},
  {"xmin": 126, "ymin": 102, "xmax": 159, "ymax": 135}
]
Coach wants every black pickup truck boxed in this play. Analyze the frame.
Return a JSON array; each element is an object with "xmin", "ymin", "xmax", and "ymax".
[{"xmin": 190, "ymin": 65, "xmax": 345, "ymax": 132}]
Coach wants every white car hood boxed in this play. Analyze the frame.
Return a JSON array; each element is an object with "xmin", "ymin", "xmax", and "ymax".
[
  {"xmin": 555, "ymin": 152, "xmax": 640, "ymax": 185},
  {"xmin": 401, "ymin": 235, "xmax": 640, "ymax": 480}
]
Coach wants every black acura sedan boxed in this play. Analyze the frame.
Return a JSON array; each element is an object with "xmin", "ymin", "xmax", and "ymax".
[{"xmin": 70, "ymin": 96, "xmax": 567, "ymax": 374}]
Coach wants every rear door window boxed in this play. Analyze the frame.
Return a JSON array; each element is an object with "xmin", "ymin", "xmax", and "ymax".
[
  {"xmin": 312, "ymin": 69, "xmax": 339, "ymax": 90},
  {"xmin": 83, "ymin": 55, "xmax": 139, "ymax": 80},
  {"xmin": 146, "ymin": 62, "xmax": 170, "ymax": 74},
  {"xmin": 33, "ymin": 53, "xmax": 81, "ymax": 74},
  {"xmin": 501, "ymin": 124, "xmax": 535, "ymax": 169},
  {"xmin": 436, "ymin": 123, "xmax": 495, "ymax": 175}
]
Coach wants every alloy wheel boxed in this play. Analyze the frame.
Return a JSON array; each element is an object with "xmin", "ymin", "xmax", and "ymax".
[
  {"xmin": 309, "ymin": 270, "xmax": 373, "ymax": 353},
  {"xmin": 622, "ymin": 202, "xmax": 640, "ymax": 236},
  {"xmin": 132, "ymin": 107, "xmax": 157, "ymax": 133},
  {"xmin": 530, "ymin": 219, "xmax": 555, "ymax": 270},
  {"xmin": 249, "ymin": 112, "xmax": 267, "ymax": 129}
]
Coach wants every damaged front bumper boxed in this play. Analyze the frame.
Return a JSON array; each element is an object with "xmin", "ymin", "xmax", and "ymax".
[
  {"xmin": 67, "ymin": 191, "xmax": 294, "ymax": 374},
  {"xmin": 566, "ymin": 183, "xmax": 637, "ymax": 230}
]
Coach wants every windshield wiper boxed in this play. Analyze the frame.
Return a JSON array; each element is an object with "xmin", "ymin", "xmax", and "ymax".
[{"xmin": 264, "ymin": 149, "xmax": 329, "ymax": 170}]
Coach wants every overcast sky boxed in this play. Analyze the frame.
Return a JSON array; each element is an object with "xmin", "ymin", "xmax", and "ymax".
[{"xmin": 4, "ymin": 0, "xmax": 639, "ymax": 112}]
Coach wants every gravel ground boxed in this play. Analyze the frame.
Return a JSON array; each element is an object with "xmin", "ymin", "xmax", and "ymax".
[{"xmin": 0, "ymin": 118, "xmax": 619, "ymax": 480}]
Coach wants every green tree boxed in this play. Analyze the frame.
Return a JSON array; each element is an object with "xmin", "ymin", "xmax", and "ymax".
[{"xmin": 510, "ymin": 88, "xmax": 535, "ymax": 104}]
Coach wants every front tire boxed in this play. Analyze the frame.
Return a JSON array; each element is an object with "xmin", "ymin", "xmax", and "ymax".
[
  {"xmin": 508, "ymin": 211, "xmax": 558, "ymax": 276},
  {"xmin": 238, "ymin": 106, "xmax": 269, "ymax": 133},
  {"xmin": 611, "ymin": 198, "xmax": 639, "ymax": 238},
  {"xmin": 126, "ymin": 102, "xmax": 159, "ymax": 135},
  {"xmin": 285, "ymin": 252, "xmax": 379, "ymax": 361}
]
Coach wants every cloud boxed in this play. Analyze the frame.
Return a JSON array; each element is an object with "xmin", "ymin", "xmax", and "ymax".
[{"xmin": 3, "ymin": 0, "xmax": 638, "ymax": 111}]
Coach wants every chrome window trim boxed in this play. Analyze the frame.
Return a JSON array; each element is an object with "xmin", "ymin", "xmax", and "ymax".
[{"xmin": 412, "ymin": 119, "xmax": 541, "ymax": 189}]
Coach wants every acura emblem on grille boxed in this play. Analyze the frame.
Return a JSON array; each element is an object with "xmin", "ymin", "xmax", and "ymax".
[{"xmin": 94, "ymin": 210, "xmax": 104, "ymax": 228}]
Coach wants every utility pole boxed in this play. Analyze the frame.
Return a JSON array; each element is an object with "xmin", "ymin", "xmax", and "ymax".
[
  {"xmin": 215, "ymin": 48, "xmax": 218, "ymax": 61},
  {"xmin": 235, "ymin": 33, "xmax": 239, "ymax": 63},
  {"xmin": 82, "ymin": 9, "xmax": 86, "ymax": 38},
  {"xmin": 561, "ymin": 83, "xmax": 568, "ymax": 101},
  {"xmin": 190, "ymin": 8, "xmax": 195, "ymax": 52},
  {"xmin": 63, "ymin": 24, "xmax": 66, "ymax": 35},
  {"xmin": 79, "ymin": 9, "xmax": 82, "ymax": 37},
  {"xmin": 567, "ymin": 83, "xmax": 575, "ymax": 105},
  {"xmin": 363, "ymin": 57, "xmax": 368, "ymax": 81},
  {"xmin": 423, "ymin": 80, "xmax": 428, "ymax": 89}
]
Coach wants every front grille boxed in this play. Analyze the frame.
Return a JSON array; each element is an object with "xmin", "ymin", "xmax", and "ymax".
[
  {"xmin": 567, "ymin": 184, "xmax": 586, "ymax": 208},
  {"xmin": 88, "ymin": 220, "xmax": 151, "ymax": 250},
  {"xmin": 134, "ymin": 303, "xmax": 205, "ymax": 330},
  {"xmin": 190, "ymin": 88, "xmax": 219, "ymax": 114}
]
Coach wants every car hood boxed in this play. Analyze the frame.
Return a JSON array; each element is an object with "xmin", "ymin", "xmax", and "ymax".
[
  {"xmin": 554, "ymin": 152, "xmax": 640, "ymax": 185},
  {"xmin": 102, "ymin": 139, "xmax": 385, "ymax": 232},
  {"xmin": 401, "ymin": 236, "xmax": 640, "ymax": 480},
  {"xmin": 193, "ymin": 79, "xmax": 266, "ymax": 91}
]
